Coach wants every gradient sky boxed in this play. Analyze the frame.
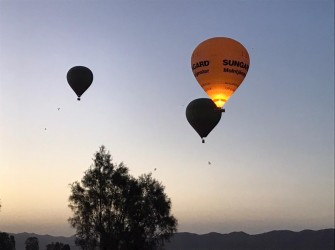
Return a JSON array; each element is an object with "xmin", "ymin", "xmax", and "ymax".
[{"xmin": 0, "ymin": 0, "xmax": 334, "ymax": 237}]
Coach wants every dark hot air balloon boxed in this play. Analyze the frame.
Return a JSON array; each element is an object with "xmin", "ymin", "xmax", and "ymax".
[
  {"xmin": 186, "ymin": 98, "xmax": 223, "ymax": 143},
  {"xmin": 67, "ymin": 66, "xmax": 93, "ymax": 100}
]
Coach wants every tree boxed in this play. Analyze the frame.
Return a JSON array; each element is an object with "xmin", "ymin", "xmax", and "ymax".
[
  {"xmin": 68, "ymin": 145, "xmax": 177, "ymax": 250},
  {"xmin": 0, "ymin": 232, "xmax": 15, "ymax": 250},
  {"xmin": 62, "ymin": 245, "xmax": 71, "ymax": 250},
  {"xmin": 25, "ymin": 237, "xmax": 39, "ymax": 250},
  {"xmin": 46, "ymin": 242, "xmax": 70, "ymax": 250}
]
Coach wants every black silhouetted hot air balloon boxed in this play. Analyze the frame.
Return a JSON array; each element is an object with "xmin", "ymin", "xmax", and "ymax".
[
  {"xmin": 67, "ymin": 66, "xmax": 93, "ymax": 100},
  {"xmin": 186, "ymin": 98, "xmax": 223, "ymax": 143},
  {"xmin": 191, "ymin": 37, "xmax": 250, "ymax": 109}
]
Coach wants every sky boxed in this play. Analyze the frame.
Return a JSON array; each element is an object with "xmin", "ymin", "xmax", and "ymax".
[{"xmin": 0, "ymin": 0, "xmax": 334, "ymax": 237}]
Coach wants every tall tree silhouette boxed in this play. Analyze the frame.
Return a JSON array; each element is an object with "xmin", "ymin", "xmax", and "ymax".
[
  {"xmin": 0, "ymin": 232, "xmax": 15, "ymax": 250},
  {"xmin": 68, "ymin": 145, "xmax": 177, "ymax": 250}
]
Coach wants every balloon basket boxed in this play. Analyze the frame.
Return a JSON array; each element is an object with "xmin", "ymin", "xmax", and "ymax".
[{"xmin": 215, "ymin": 108, "xmax": 225, "ymax": 113}]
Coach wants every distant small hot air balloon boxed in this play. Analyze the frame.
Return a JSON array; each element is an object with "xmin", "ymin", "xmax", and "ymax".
[
  {"xmin": 186, "ymin": 98, "xmax": 222, "ymax": 143},
  {"xmin": 191, "ymin": 37, "xmax": 250, "ymax": 108},
  {"xmin": 67, "ymin": 66, "xmax": 93, "ymax": 100}
]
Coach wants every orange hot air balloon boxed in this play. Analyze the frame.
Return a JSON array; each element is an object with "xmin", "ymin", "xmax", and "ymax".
[{"xmin": 191, "ymin": 37, "xmax": 250, "ymax": 108}]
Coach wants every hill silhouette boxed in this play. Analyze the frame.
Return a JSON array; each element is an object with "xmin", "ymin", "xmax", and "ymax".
[
  {"xmin": 165, "ymin": 229, "xmax": 334, "ymax": 250},
  {"xmin": 8, "ymin": 229, "xmax": 334, "ymax": 250}
]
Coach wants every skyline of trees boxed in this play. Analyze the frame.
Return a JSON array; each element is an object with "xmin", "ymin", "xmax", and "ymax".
[{"xmin": 46, "ymin": 242, "xmax": 70, "ymax": 250}]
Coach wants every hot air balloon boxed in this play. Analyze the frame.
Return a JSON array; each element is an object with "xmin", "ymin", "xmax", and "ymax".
[
  {"xmin": 191, "ymin": 37, "xmax": 250, "ymax": 109},
  {"xmin": 186, "ymin": 98, "xmax": 222, "ymax": 143},
  {"xmin": 67, "ymin": 66, "xmax": 93, "ymax": 100}
]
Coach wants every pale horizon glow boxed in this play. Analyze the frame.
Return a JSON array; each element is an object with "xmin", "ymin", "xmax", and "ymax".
[{"xmin": 0, "ymin": 0, "xmax": 334, "ymax": 237}]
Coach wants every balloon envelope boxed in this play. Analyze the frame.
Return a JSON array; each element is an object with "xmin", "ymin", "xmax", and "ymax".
[
  {"xmin": 191, "ymin": 37, "xmax": 250, "ymax": 108},
  {"xmin": 67, "ymin": 66, "xmax": 93, "ymax": 100},
  {"xmin": 186, "ymin": 98, "xmax": 222, "ymax": 142}
]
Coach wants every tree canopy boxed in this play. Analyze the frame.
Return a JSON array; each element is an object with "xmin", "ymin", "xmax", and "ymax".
[
  {"xmin": 25, "ymin": 237, "xmax": 39, "ymax": 250},
  {"xmin": 68, "ymin": 145, "xmax": 177, "ymax": 250},
  {"xmin": 0, "ymin": 232, "xmax": 15, "ymax": 250}
]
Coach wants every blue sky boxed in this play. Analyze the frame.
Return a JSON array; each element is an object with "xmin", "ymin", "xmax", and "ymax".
[{"xmin": 0, "ymin": 0, "xmax": 334, "ymax": 236}]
